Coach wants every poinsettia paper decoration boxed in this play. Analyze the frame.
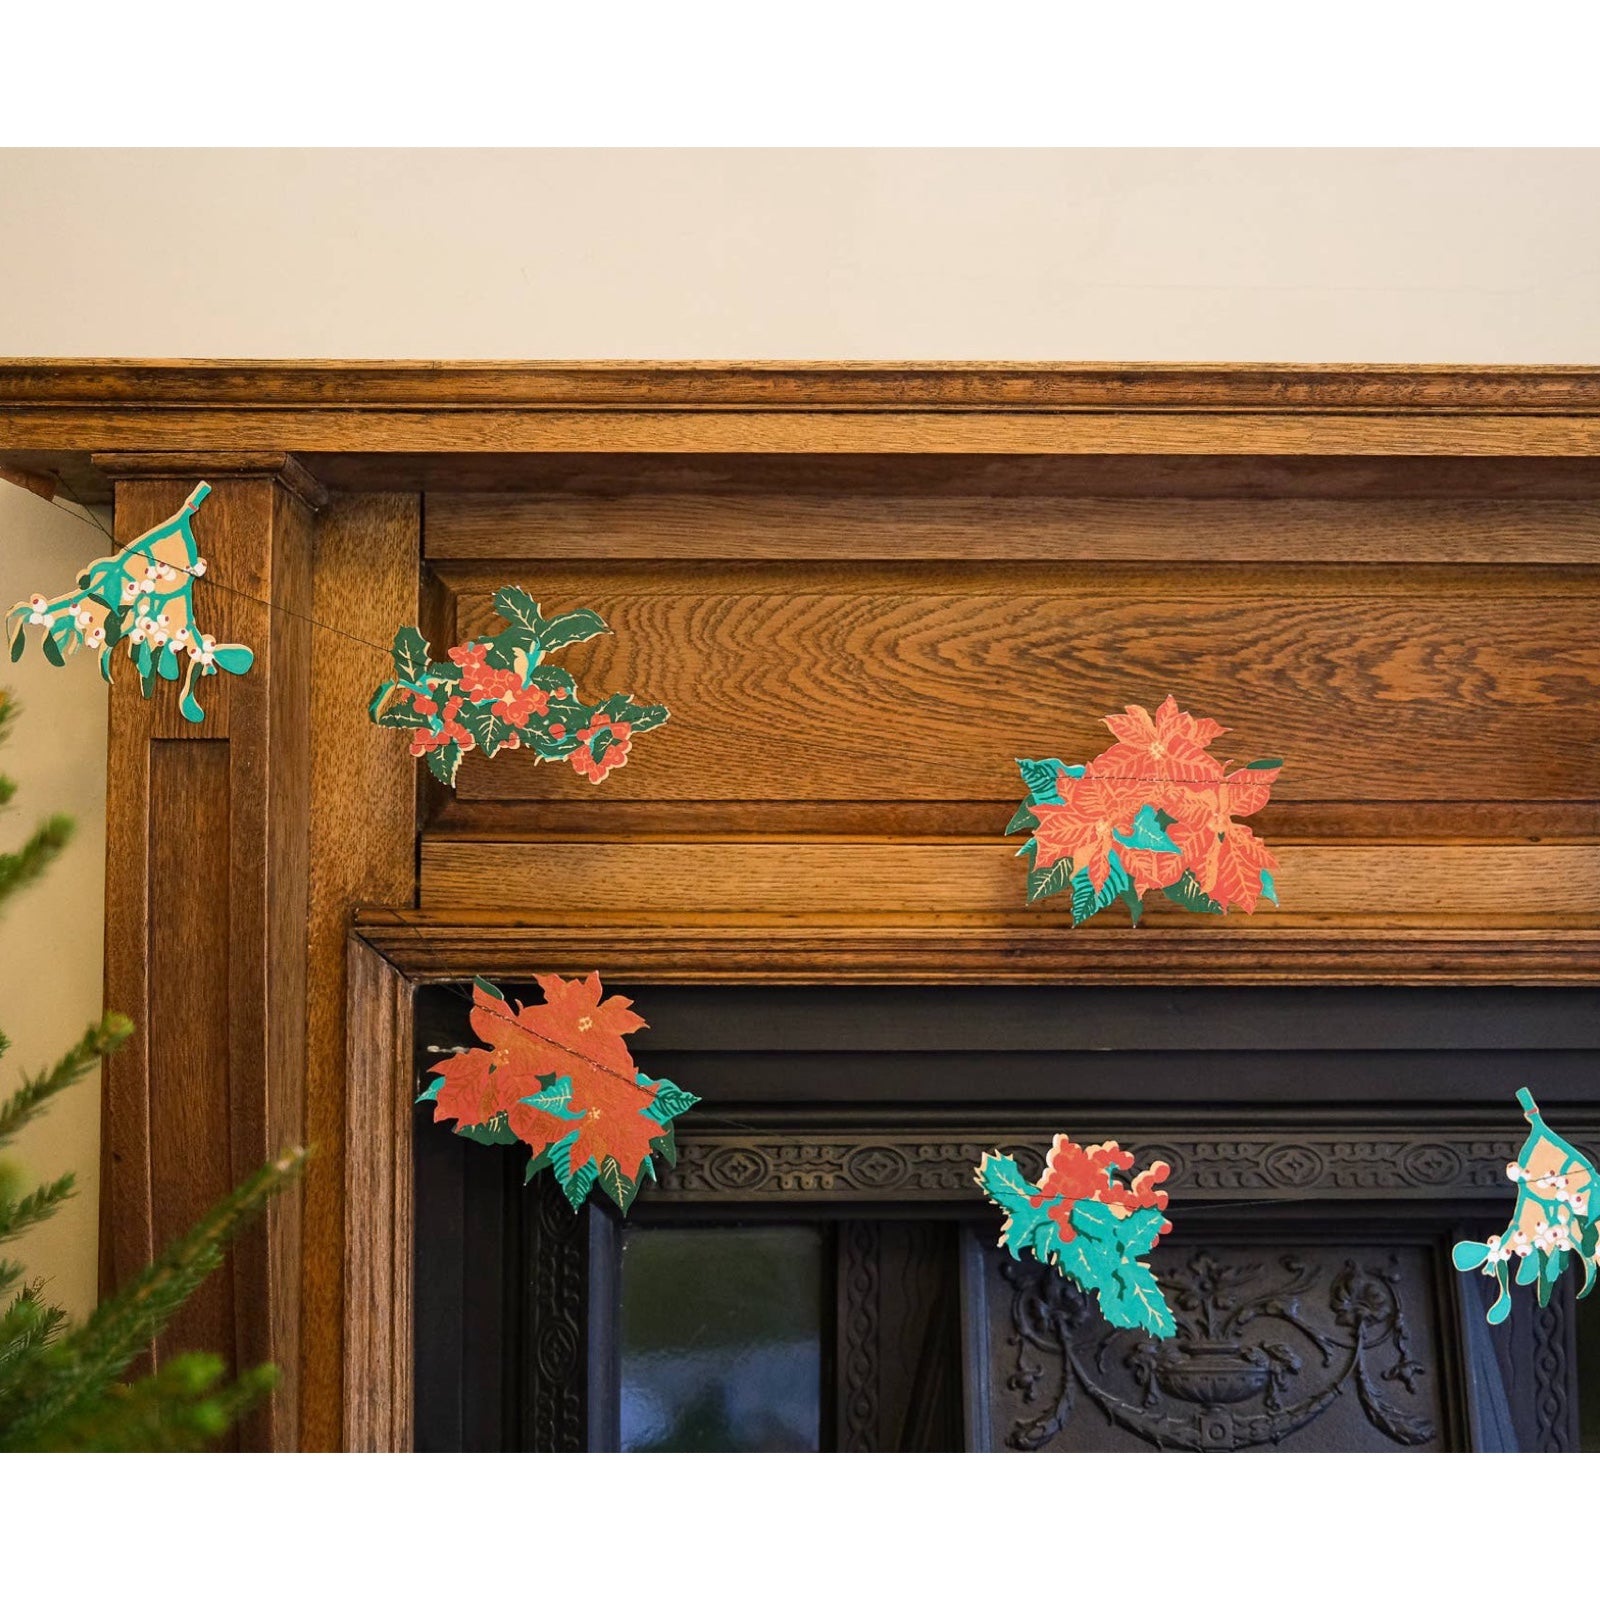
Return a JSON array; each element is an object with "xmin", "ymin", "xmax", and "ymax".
[
  {"xmin": 419, "ymin": 974, "xmax": 696, "ymax": 1214},
  {"xmin": 5, "ymin": 481, "xmax": 252, "ymax": 723},
  {"xmin": 1453, "ymin": 1088, "xmax": 1599, "ymax": 1324},
  {"xmin": 1008, "ymin": 695, "xmax": 1283, "ymax": 924},
  {"xmin": 977, "ymin": 1135, "xmax": 1176, "ymax": 1338},
  {"xmin": 369, "ymin": 586, "xmax": 668, "ymax": 788}
]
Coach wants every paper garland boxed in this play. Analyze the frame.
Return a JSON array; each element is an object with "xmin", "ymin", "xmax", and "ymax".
[
  {"xmin": 5, "ymin": 481, "xmax": 252, "ymax": 723},
  {"xmin": 1453, "ymin": 1088, "xmax": 1598, "ymax": 1324},
  {"xmin": 976, "ymin": 1135, "xmax": 1176, "ymax": 1338},
  {"xmin": 1008, "ymin": 694, "xmax": 1283, "ymax": 923},
  {"xmin": 368, "ymin": 586, "xmax": 668, "ymax": 788},
  {"xmin": 419, "ymin": 974, "xmax": 696, "ymax": 1214}
]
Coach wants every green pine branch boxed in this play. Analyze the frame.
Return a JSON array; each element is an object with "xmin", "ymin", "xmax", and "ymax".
[
  {"xmin": 0, "ymin": 1013, "xmax": 133, "ymax": 1149},
  {"xmin": 0, "ymin": 1146, "xmax": 309, "ymax": 1451},
  {"xmin": 0, "ymin": 690, "xmax": 74, "ymax": 912},
  {"xmin": 0, "ymin": 1174, "xmax": 75, "ymax": 1248}
]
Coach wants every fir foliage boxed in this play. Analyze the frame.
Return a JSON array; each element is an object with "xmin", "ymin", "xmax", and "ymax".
[{"xmin": 0, "ymin": 686, "xmax": 306, "ymax": 1449}]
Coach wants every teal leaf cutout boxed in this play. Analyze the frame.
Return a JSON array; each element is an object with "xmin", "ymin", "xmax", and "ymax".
[{"xmin": 976, "ymin": 1141, "xmax": 1176, "ymax": 1339}]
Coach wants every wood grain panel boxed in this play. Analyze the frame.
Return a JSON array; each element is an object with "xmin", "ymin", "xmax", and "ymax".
[
  {"xmin": 342, "ymin": 937, "xmax": 414, "ymax": 1452},
  {"xmin": 99, "ymin": 467, "xmax": 315, "ymax": 1453},
  {"xmin": 9, "ymin": 359, "xmax": 1600, "ymax": 413},
  {"xmin": 146, "ymin": 741, "xmax": 234, "ymax": 1369},
  {"xmin": 418, "ymin": 839, "xmax": 1600, "ymax": 925},
  {"xmin": 424, "ymin": 797, "xmax": 1600, "ymax": 843},
  {"xmin": 357, "ymin": 915, "xmax": 1600, "ymax": 986},
  {"xmin": 301, "ymin": 493, "xmax": 420, "ymax": 1452},
  {"xmin": 427, "ymin": 495, "xmax": 1600, "ymax": 565},
  {"xmin": 14, "ymin": 408, "xmax": 1600, "ymax": 460},
  {"xmin": 436, "ymin": 567, "xmax": 1600, "ymax": 804}
]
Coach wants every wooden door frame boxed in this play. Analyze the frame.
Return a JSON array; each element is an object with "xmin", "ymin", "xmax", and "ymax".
[{"xmin": 5, "ymin": 359, "xmax": 1600, "ymax": 1451}]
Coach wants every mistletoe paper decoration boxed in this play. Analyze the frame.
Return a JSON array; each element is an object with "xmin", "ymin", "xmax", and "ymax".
[
  {"xmin": 976, "ymin": 1134, "xmax": 1176, "ymax": 1338},
  {"xmin": 1008, "ymin": 695, "xmax": 1283, "ymax": 924},
  {"xmin": 418, "ymin": 974, "xmax": 696, "ymax": 1214},
  {"xmin": 1452, "ymin": 1088, "xmax": 1598, "ymax": 1324},
  {"xmin": 368, "ymin": 586, "xmax": 669, "ymax": 788},
  {"xmin": 5, "ymin": 481, "xmax": 252, "ymax": 724}
]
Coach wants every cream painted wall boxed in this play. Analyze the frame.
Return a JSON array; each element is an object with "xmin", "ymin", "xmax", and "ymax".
[
  {"xmin": 0, "ymin": 484, "xmax": 107, "ymax": 1320},
  {"xmin": 1, "ymin": 149, "xmax": 1598, "ymax": 360},
  {"xmin": 1, "ymin": 147, "xmax": 1597, "ymax": 1320}
]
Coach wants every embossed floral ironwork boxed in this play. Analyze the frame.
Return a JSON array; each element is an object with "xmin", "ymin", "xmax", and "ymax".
[{"xmin": 1000, "ymin": 1247, "xmax": 1437, "ymax": 1452}]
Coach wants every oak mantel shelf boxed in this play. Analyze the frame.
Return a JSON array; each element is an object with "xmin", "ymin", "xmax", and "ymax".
[
  {"xmin": 7, "ymin": 362, "xmax": 1600, "ymax": 500},
  {"xmin": 352, "ymin": 911, "xmax": 1600, "ymax": 987}
]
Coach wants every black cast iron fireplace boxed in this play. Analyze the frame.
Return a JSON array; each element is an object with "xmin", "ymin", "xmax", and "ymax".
[{"xmin": 412, "ymin": 985, "xmax": 1600, "ymax": 1452}]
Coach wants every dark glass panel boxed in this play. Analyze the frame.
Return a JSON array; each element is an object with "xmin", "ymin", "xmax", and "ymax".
[{"xmin": 619, "ymin": 1224, "xmax": 825, "ymax": 1452}]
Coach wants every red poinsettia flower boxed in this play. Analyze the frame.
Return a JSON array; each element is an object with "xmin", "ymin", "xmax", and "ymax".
[
  {"xmin": 1029, "ymin": 777, "xmax": 1152, "ymax": 890},
  {"xmin": 569, "ymin": 713, "xmax": 634, "ymax": 784},
  {"xmin": 1163, "ymin": 775, "xmax": 1283, "ymax": 912},
  {"xmin": 1088, "ymin": 694, "xmax": 1227, "ymax": 787}
]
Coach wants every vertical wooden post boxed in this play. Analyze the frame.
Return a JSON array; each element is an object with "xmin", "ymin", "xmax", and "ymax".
[{"xmin": 95, "ymin": 453, "xmax": 323, "ymax": 1451}]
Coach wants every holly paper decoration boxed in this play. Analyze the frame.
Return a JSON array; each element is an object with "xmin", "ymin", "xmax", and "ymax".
[
  {"xmin": 1452, "ymin": 1088, "xmax": 1598, "ymax": 1324},
  {"xmin": 368, "ymin": 586, "xmax": 668, "ymax": 788},
  {"xmin": 5, "ymin": 481, "xmax": 252, "ymax": 724},
  {"xmin": 419, "ymin": 974, "xmax": 696, "ymax": 1214},
  {"xmin": 976, "ymin": 1135, "xmax": 1176, "ymax": 1338},
  {"xmin": 1008, "ymin": 695, "xmax": 1283, "ymax": 923}
]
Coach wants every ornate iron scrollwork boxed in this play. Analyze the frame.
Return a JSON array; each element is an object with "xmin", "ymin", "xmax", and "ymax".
[{"xmin": 1003, "ymin": 1249, "xmax": 1437, "ymax": 1452}]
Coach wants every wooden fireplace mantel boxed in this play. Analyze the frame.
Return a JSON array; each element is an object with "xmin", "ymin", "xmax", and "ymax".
[{"xmin": 2, "ymin": 360, "xmax": 1597, "ymax": 1451}]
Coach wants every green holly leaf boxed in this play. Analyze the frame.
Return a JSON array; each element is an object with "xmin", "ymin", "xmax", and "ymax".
[
  {"xmin": 416, "ymin": 1076, "xmax": 442, "ymax": 1104},
  {"xmin": 976, "ymin": 1152, "xmax": 1055, "ymax": 1260},
  {"xmin": 482, "ymin": 626, "xmax": 535, "ymax": 671},
  {"xmin": 391, "ymin": 625, "xmax": 431, "ymax": 681},
  {"xmin": 537, "ymin": 607, "xmax": 610, "ymax": 653},
  {"xmin": 492, "ymin": 587, "xmax": 544, "ymax": 630},
  {"xmin": 621, "ymin": 701, "xmax": 670, "ymax": 735},
  {"xmin": 650, "ymin": 1122, "xmax": 679, "ymax": 1168},
  {"xmin": 371, "ymin": 696, "xmax": 432, "ymax": 730},
  {"xmin": 456, "ymin": 698, "xmax": 517, "ymax": 757},
  {"xmin": 1026, "ymin": 858, "xmax": 1074, "ymax": 905},
  {"xmin": 1106, "ymin": 1260, "xmax": 1176, "ymax": 1337},
  {"xmin": 1111, "ymin": 1206, "xmax": 1168, "ymax": 1259},
  {"xmin": 526, "ymin": 664, "xmax": 579, "ymax": 696},
  {"xmin": 424, "ymin": 741, "xmax": 464, "ymax": 787}
]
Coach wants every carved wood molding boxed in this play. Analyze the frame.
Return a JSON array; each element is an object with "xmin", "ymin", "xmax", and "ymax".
[
  {"xmin": 7, "ymin": 360, "xmax": 1600, "ymax": 413},
  {"xmin": 353, "ymin": 911, "xmax": 1600, "ymax": 986},
  {"xmin": 7, "ymin": 363, "xmax": 1600, "ymax": 477}
]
